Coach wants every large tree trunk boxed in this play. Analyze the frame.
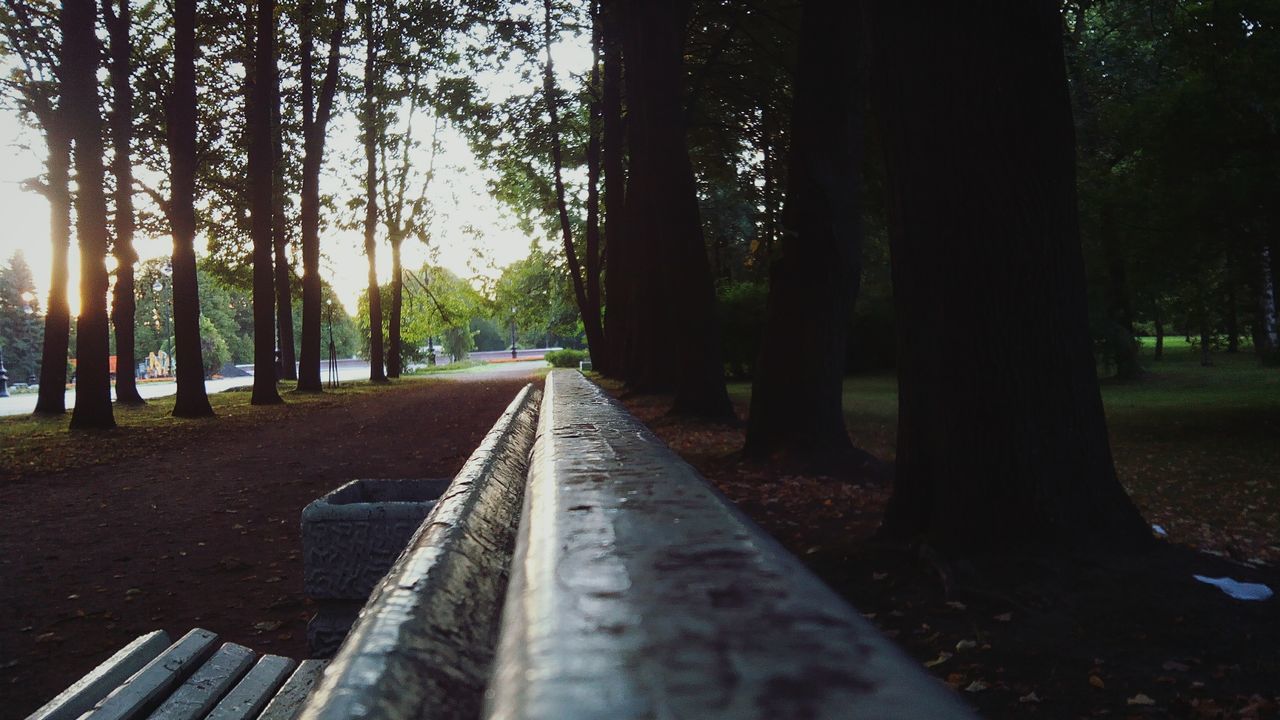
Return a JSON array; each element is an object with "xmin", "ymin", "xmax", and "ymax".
[
  {"xmin": 167, "ymin": 0, "xmax": 213, "ymax": 418},
  {"xmin": 869, "ymin": 1, "xmax": 1148, "ymax": 551},
  {"xmin": 34, "ymin": 122, "xmax": 72, "ymax": 415},
  {"xmin": 271, "ymin": 21, "xmax": 297, "ymax": 381},
  {"xmin": 599, "ymin": 0, "xmax": 626, "ymax": 378},
  {"xmin": 745, "ymin": 0, "xmax": 865, "ymax": 468},
  {"xmin": 296, "ymin": 0, "xmax": 347, "ymax": 391},
  {"xmin": 619, "ymin": 0, "xmax": 732, "ymax": 418},
  {"xmin": 64, "ymin": 0, "xmax": 116, "ymax": 430},
  {"xmin": 362, "ymin": 0, "xmax": 386, "ymax": 383},
  {"xmin": 249, "ymin": 0, "xmax": 283, "ymax": 405},
  {"xmin": 104, "ymin": 0, "xmax": 144, "ymax": 406}
]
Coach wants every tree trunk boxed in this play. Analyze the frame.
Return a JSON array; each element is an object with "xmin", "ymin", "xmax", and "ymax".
[
  {"xmin": 271, "ymin": 21, "xmax": 297, "ymax": 381},
  {"xmin": 34, "ymin": 122, "xmax": 72, "ymax": 415},
  {"xmin": 167, "ymin": 0, "xmax": 213, "ymax": 418},
  {"xmin": 584, "ymin": 0, "xmax": 605, "ymax": 360},
  {"xmin": 1199, "ymin": 308, "xmax": 1213, "ymax": 367},
  {"xmin": 104, "ymin": 0, "xmax": 144, "ymax": 406},
  {"xmin": 1257, "ymin": 244, "xmax": 1279, "ymax": 358},
  {"xmin": 745, "ymin": 0, "xmax": 865, "ymax": 468},
  {"xmin": 249, "ymin": 0, "xmax": 283, "ymax": 405},
  {"xmin": 362, "ymin": 0, "xmax": 386, "ymax": 383},
  {"xmin": 599, "ymin": 0, "xmax": 626, "ymax": 378},
  {"xmin": 1225, "ymin": 283, "xmax": 1239, "ymax": 353},
  {"xmin": 869, "ymin": 1, "xmax": 1148, "ymax": 552},
  {"xmin": 1154, "ymin": 309, "xmax": 1165, "ymax": 360},
  {"xmin": 387, "ymin": 238, "xmax": 402, "ymax": 377},
  {"xmin": 619, "ymin": 0, "xmax": 732, "ymax": 418},
  {"xmin": 296, "ymin": 0, "xmax": 347, "ymax": 391},
  {"xmin": 543, "ymin": 0, "xmax": 606, "ymax": 364},
  {"xmin": 64, "ymin": 0, "xmax": 116, "ymax": 429}
]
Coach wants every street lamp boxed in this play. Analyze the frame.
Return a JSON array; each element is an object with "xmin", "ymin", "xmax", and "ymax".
[
  {"xmin": 510, "ymin": 306, "xmax": 517, "ymax": 360},
  {"xmin": 152, "ymin": 276, "xmax": 173, "ymax": 376},
  {"xmin": 326, "ymin": 298, "xmax": 338, "ymax": 389}
]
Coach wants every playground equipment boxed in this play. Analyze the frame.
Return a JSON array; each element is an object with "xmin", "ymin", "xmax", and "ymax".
[{"xmin": 146, "ymin": 351, "xmax": 173, "ymax": 379}]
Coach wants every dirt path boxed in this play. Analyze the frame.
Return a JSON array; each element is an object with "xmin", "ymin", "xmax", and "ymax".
[{"xmin": 0, "ymin": 375, "xmax": 539, "ymax": 719}]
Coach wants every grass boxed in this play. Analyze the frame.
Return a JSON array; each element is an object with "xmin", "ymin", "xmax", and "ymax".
[{"xmin": 0, "ymin": 378, "xmax": 417, "ymax": 482}]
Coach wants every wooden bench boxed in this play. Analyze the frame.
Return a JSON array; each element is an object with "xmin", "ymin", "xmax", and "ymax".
[
  {"xmin": 35, "ymin": 371, "xmax": 972, "ymax": 719},
  {"xmin": 28, "ymin": 628, "xmax": 326, "ymax": 720}
]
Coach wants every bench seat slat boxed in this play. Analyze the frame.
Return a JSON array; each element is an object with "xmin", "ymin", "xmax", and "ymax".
[
  {"xmin": 80, "ymin": 628, "xmax": 219, "ymax": 720},
  {"xmin": 26, "ymin": 631, "xmax": 171, "ymax": 720},
  {"xmin": 257, "ymin": 660, "xmax": 328, "ymax": 720},
  {"xmin": 145, "ymin": 642, "xmax": 255, "ymax": 720},
  {"xmin": 205, "ymin": 655, "xmax": 297, "ymax": 720}
]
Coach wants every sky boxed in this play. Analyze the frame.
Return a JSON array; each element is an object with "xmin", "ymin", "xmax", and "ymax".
[{"xmin": 0, "ymin": 16, "xmax": 589, "ymax": 317}]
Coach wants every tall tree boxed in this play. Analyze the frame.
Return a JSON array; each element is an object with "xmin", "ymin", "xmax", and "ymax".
[
  {"xmin": 296, "ymin": 0, "xmax": 348, "ymax": 391},
  {"xmin": 167, "ymin": 0, "xmax": 213, "ymax": 417},
  {"xmin": 745, "ymin": 0, "xmax": 865, "ymax": 467},
  {"xmin": 271, "ymin": 3, "xmax": 297, "ymax": 381},
  {"xmin": 3, "ymin": 0, "xmax": 74, "ymax": 415},
  {"xmin": 869, "ymin": 1, "xmax": 1149, "ymax": 550},
  {"xmin": 63, "ymin": 0, "xmax": 115, "ymax": 429},
  {"xmin": 618, "ymin": 0, "xmax": 732, "ymax": 418},
  {"xmin": 541, "ymin": 0, "xmax": 605, "ymax": 364},
  {"xmin": 248, "ymin": 0, "xmax": 283, "ymax": 404},
  {"xmin": 102, "ymin": 0, "xmax": 145, "ymax": 405},
  {"xmin": 360, "ymin": 0, "xmax": 386, "ymax": 383}
]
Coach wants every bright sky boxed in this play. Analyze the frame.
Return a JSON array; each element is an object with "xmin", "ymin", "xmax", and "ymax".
[{"xmin": 0, "ymin": 20, "xmax": 588, "ymax": 317}]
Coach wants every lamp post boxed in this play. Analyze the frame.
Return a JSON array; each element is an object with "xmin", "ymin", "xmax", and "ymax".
[
  {"xmin": 510, "ymin": 306, "xmax": 517, "ymax": 360},
  {"xmin": 152, "ymin": 277, "xmax": 173, "ymax": 376},
  {"xmin": 326, "ymin": 298, "xmax": 338, "ymax": 389}
]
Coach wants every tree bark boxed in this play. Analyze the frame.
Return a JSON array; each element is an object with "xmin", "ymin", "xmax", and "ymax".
[
  {"xmin": 34, "ymin": 121, "xmax": 72, "ymax": 415},
  {"xmin": 362, "ymin": 0, "xmax": 386, "ymax": 383},
  {"xmin": 619, "ymin": 0, "xmax": 732, "ymax": 418},
  {"xmin": 64, "ymin": 0, "xmax": 116, "ymax": 429},
  {"xmin": 1257, "ymin": 244, "xmax": 1279, "ymax": 358},
  {"xmin": 270, "ymin": 16, "xmax": 297, "ymax": 381},
  {"xmin": 745, "ymin": 0, "xmax": 866, "ymax": 468},
  {"xmin": 387, "ymin": 239, "xmax": 402, "ymax": 377},
  {"xmin": 103, "ymin": 0, "xmax": 144, "ymax": 406},
  {"xmin": 869, "ymin": 1, "xmax": 1148, "ymax": 551},
  {"xmin": 599, "ymin": 0, "xmax": 626, "ymax": 378},
  {"xmin": 249, "ymin": 0, "xmax": 283, "ymax": 404},
  {"xmin": 296, "ymin": 0, "xmax": 347, "ymax": 391},
  {"xmin": 167, "ymin": 0, "xmax": 213, "ymax": 418}
]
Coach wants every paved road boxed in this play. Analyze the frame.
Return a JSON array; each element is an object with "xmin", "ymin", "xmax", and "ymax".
[{"xmin": 0, "ymin": 356, "xmax": 551, "ymax": 417}]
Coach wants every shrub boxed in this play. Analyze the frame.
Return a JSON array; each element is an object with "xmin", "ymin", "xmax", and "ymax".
[{"xmin": 545, "ymin": 348, "xmax": 589, "ymax": 368}]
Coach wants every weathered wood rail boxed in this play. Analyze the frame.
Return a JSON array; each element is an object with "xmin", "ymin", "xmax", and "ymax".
[{"xmin": 33, "ymin": 370, "xmax": 973, "ymax": 719}]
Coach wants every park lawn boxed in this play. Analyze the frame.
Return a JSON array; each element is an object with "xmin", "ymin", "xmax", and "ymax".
[
  {"xmin": 0, "ymin": 380, "xmax": 404, "ymax": 482},
  {"xmin": 726, "ymin": 343, "xmax": 1280, "ymax": 563}
]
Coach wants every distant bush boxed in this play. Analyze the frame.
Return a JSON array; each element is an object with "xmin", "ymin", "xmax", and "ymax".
[
  {"xmin": 717, "ymin": 281, "xmax": 768, "ymax": 379},
  {"xmin": 545, "ymin": 348, "xmax": 589, "ymax": 368}
]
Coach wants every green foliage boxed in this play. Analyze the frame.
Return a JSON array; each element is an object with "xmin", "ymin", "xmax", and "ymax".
[
  {"xmin": 716, "ymin": 281, "xmax": 767, "ymax": 379},
  {"xmin": 544, "ymin": 348, "xmax": 587, "ymax": 368},
  {"xmin": 0, "ymin": 251, "xmax": 44, "ymax": 384},
  {"xmin": 198, "ymin": 315, "xmax": 229, "ymax": 378},
  {"xmin": 491, "ymin": 245, "xmax": 582, "ymax": 348}
]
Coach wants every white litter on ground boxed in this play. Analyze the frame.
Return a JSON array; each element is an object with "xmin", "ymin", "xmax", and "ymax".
[
  {"xmin": 1152, "ymin": 524, "xmax": 1168, "ymax": 537},
  {"xmin": 1192, "ymin": 575, "xmax": 1274, "ymax": 601}
]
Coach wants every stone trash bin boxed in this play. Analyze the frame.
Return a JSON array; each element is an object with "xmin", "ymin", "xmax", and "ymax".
[{"xmin": 302, "ymin": 478, "xmax": 451, "ymax": 657}]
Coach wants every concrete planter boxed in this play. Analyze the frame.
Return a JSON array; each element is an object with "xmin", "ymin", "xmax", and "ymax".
[{"xmin": 301, "ymin": 478, "xmax": 450, "ymax": 656}]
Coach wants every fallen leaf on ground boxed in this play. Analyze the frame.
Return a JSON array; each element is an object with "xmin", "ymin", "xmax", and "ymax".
[
  {"xmin": 993, "ymin": 612, "xmax": 1012, "ymax": 622},
  {"xmin": 924, "ymin": 652, "xmax": 953, "ymax": 668},
  {"xmin": 1127, "ymin": 693, "xmax": 1156, "ymax": 706},
  {"xmin": 1089, "ymin": 675, "xmax": 1106, "ymax": 689},
  {"xmin": 955, "ymin": 639, "xmax": 977, "ymax": 651},
  {"xmin": 1162, "ymin": 660, "xmax": 1190, "ymax": 672},
  {"xmin": 964, "ymin": 680, "xmax": 989, "ymax": 693},
  {"xmin": 1019, "ymin": 691, "xmax": 1042, "ymax": 703},
  {"xmin": 253, "ymin": 620, "xmax": 283, "ymax": 632}
]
